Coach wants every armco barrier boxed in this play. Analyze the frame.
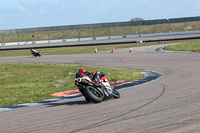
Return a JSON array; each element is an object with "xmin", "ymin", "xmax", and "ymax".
[{"xmin": 1, "ymin": 30, "xmax": 200, "ymax": 47}]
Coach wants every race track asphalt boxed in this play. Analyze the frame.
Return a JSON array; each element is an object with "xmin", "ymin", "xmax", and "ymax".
[{"xmin": 0, "ymin": 42, "xmax": 200, "ymax": 133}]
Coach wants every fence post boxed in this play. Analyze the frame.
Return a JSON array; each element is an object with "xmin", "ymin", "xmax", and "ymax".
[
  {"xmin": 1, "ymin": 35, "xmax": 4, "ymax": 43},
  {"xmin": 167, "ymin": 19, "xmax": 171, "ymax": 32},
  {"xmin": 78, "ymin": 30, "xmax": 80, "ymax": 41},
  {"xmin": 108, "ymin": 28, "xmax": 110, "ymax": 39},
  {"xmin": 93, "ymin": 29, "xmax": 95, "ymax": 38},
  {"xmin": 17, "ymin": 34, "xmax": 19, "ymax": 45}
]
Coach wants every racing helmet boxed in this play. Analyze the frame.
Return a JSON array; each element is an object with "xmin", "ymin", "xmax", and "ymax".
[{"xmin": 79, "ymin": 68, "xmax": 86, "ymax": 73}]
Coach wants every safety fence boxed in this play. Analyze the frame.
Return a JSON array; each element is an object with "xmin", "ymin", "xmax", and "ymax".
[
  {"xmin": 0, "ymin": 16, "xmax": 200, "ymax": 43},
  {"xmin": 1, "ymin": 16, "xmax": 200, "ymax": 35}
]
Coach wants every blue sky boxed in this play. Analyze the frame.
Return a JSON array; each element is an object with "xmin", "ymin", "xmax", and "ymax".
[{"xmin": 0, "ymin": 0, "xmax": 199, "ymax": 30}]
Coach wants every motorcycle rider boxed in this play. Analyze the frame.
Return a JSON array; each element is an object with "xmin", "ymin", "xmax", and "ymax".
[
  {"xmin": 31, "ymin": 49, "xmax": 41, "ymax": 57},
  {"xmin": 75, "ymin": 68, "xmax": 105, "ymax": 101},
  {"xmin": 76, "ymin": 68, "xmax": 104, "ymax": 86}
]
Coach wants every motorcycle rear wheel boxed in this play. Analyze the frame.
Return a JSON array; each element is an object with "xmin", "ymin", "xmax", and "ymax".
[{"xmin": 84, "ymin": 86, "xmax": 103, "ymax": 103}]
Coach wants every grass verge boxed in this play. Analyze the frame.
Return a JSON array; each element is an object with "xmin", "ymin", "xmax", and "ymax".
[
  {"xmin": 0, "ymin": 63, "xmax": 144, "ymax": 107},
  {"xmin": 0, "ymin": 43, "xmax": 160, "ymax": 57},
  {"xmin": 163, "ymin": 41, "xmax": 200, "ymax": 52}
]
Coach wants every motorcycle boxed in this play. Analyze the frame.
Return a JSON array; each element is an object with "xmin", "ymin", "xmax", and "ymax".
[
  {"xmin": 31, "ymin": 49, "xmax": 41, "ymax": 57},
  {"xmin": 75, "ymin": 75, "xmax": 120, "ymax": 103}
]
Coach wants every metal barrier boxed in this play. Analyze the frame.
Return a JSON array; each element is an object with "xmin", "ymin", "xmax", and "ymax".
[
  {"xmin": 0, "ymin": 16, "xmax": 200, "ymax": 35},
  {"xmin": 1, "ymin": 30, "xmax": 200, "ymax": 46}
]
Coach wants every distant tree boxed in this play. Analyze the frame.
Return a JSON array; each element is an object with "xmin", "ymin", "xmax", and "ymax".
[{"xmin": 130, "ymin": 17, "xmax": 144, "ymax": 21}]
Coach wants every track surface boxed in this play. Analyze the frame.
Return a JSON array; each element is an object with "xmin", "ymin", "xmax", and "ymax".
[{"xmin": 0, "ymin": 43, "xmax": 200, "ymax": 133}]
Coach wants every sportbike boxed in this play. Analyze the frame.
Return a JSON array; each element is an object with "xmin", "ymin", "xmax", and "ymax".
[{"xmin": 75, "ymin": 75, "xmax": 120, "ymax": 103}]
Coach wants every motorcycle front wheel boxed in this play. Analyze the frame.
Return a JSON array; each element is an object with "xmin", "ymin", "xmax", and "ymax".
[
  {"xmin": 84, "ymin": 86, "xmax": 103, "ymax": 103},
  {"xmin": 113, "ymin": 90, "xmax": 120, "ymax": 99}
]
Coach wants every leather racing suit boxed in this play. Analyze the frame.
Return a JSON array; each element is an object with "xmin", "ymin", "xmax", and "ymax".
[{"xmin": 75, "ymin": 68, "xmax": 105, "ymax": 101}]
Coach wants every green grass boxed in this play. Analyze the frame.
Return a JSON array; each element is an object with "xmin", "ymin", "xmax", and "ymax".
[
  {"xmin": 163, "ymin": 42, "xmax": 200, "ymax": 52},
  {"xmin": 1, "ymin": 21, "xmax": 200, "ymax": 43},
  {"xmin": 0, "ymin": 63, "xmax": 144, "ymax": 107},
  {"xmin": 0, "ymin": 43, "xmax": 160, "ymax": 57}
]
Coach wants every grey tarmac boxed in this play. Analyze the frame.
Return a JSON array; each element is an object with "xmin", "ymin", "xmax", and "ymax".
[{"xmin": 0, "ymin": 42, "xmax": 200, "ymax": 133}]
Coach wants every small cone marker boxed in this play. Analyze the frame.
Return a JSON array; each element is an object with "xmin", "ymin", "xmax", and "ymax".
[
  {"xmin": 95, "ymin": 48, "xmax": 97, "ymax": 53},
  {"xmin": 129, "ymin": 47, "xmax": 132, "ymax": 52},
  {"xmin": 112, "ymin": 46, "xmax": 114, "ymax": 53}
]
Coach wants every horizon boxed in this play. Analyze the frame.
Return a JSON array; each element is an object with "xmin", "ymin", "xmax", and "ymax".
[
  {"xmin": 1, "ymin": 0, "xmax": 200, "ymax": 30},
  {"xmin": 1, "ymin": 15, "xmax": 199, "ymax": 31}
]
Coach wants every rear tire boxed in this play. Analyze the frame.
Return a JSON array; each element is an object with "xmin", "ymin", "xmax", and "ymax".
[{"xmin": 84, "ymin": 86, "xmax": 103, "ymax": 103}]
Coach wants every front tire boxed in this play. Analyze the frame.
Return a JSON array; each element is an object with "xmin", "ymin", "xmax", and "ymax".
[
  {"xmin": 113, "ymin": 89, "xmax": 120, "ymax": 99},
  {"xmin": 84, "ymin": 86, "xmax": 103, "ymax": 103}
]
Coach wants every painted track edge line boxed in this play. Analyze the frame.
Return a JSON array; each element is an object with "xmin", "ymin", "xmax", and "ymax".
[
  {"xmin": 155, "ymin": 47, "xmax": 186, "ymax": 53},
  {"xmin": 0, "ymin": 71, "xmax": 160, "ymax": 112}
]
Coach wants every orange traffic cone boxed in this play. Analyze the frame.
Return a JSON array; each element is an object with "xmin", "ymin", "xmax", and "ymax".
[
  {"xmin": 95, "ymin": 48, "xmax": 97, "ymax": 53},
  {"xmin": 129, "ymin": 47, "xmax": 132, "ymax": 52},
  {"xmin": 112, "ymin": 46, "xmax": 114, "ymax": 53}
]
